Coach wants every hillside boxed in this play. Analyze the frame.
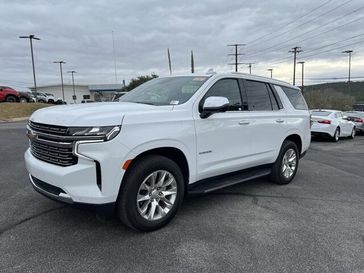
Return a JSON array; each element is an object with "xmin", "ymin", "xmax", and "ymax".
[{"xmin": 304, "ymin": 81, "xmax": 364, "ymax": 102}]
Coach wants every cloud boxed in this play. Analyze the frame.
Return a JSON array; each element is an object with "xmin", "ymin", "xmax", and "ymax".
[{"xmin": 0, "ymin": 0, "xmax": 363, "ymax": 90}]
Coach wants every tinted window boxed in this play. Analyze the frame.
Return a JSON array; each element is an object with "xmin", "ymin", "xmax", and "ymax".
[
  {"xmin": 244, "ymin": 80, "xmax": 272, "ymax": 111},
  {"xmin": 281, "ymin": 86, "xmax": 308, "ymax": 110},
  {"xmin": 203, "ymin": 79, "xmax": 242, "ymax": 111}
]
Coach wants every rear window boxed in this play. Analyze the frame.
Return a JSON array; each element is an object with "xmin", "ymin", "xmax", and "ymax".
[
  {"xmin": 280, "ymin": 86, "xmax": 308, "ymax": 110},
  {"xmin": 311, "ymin": 111, "xmax": 331, "ymax": 116}
]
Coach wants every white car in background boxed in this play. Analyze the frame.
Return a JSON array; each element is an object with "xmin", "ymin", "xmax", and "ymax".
[{"xmin": 311, "ymin": 109, "xmax": 356, "ymax": 141}]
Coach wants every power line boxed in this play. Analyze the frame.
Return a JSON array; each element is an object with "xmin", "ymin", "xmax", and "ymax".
[
  {"xmin": 245, "ymin": 0, "xmax": 334, "ymax": 46},
  {"xmin": 246, "ymin": 4, "xmax": 364, "ymax": 59},
  {"xmin": 266, "ymin": 34, "xmax": 364, "ymax": 66}
]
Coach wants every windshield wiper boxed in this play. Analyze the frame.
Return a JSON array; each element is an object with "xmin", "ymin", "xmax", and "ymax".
[{"xmin": 129, "ymin": 101, "xmax": 156, "ymax": 106}]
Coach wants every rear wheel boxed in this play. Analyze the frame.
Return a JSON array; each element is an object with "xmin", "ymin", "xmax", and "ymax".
[
  {"xmin": 332, "ymin": 128, "xmax": 340, "ymax": 142},
  {"xmin": 5, "ymin": 95, "xmax": 17, "ymax": 102},
  {"xmin": 270, "ymin": 140, "xmax": 299, "ymax": 185},
  {"xmin": 117, "ymin": 155, "xmax": 185, "ymax": 231}
]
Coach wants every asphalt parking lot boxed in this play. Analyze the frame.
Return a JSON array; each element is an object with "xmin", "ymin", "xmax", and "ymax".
[{"xmin": 0, "ymin": 121, "xmax": 363, "ymax": 273}]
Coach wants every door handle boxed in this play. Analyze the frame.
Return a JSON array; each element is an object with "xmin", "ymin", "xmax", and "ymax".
[
  {"xmin": 239, "ymin": 120, "xmax": 250, "ymax": 125},
  {"xmin": 276, "ymin": 119, "xmax": 285, "ymax": 123}
]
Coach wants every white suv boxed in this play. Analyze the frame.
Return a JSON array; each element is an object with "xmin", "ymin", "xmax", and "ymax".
[{"xmin": 25, "ymin": 73, "xmax": 311, "ymax": 231}]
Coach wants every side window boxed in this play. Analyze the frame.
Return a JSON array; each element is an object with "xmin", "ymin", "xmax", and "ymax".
[
  {"xmin": 280, "ymin": 86, "xmax": 308, "ymax": 110},
  {"xmin": 83, "ymin": 95, "xmax": 90, "ymax": 100},
  {"xmin": 244, "ymin": 80, "xmax": 273, "ymax": 111},
  {"xmin": 203, "ymin": 79, "xmax": 242, "ymax": 111}
]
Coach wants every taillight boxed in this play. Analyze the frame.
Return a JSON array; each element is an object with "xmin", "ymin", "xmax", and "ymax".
[
  {"xmin": 318, "ymin": 120, "xmax": 331, "ymax": 124},
  {"xmin": 353, "ymin": 118, "xmax": 364, "ymax": 123}
]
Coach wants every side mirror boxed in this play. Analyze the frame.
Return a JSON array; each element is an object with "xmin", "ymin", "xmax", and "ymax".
[{"xmin": 200, "ymin": 96, "xmax": 229, "ymax": 118}]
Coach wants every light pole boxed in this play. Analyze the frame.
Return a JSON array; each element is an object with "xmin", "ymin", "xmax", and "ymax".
[
  {"xmin": 19, "ymin": 35, "xmax": 40, "ymax": 102},
  {"xmin": 297, "ymin": 61, "xmax": 305, "ymax": 93},
  {"xmin": 54, "ymin": 61, "xmax": 66, "ymax": 102},
  {"xmin": 267, "ymin": 68, "xmax": 273, "ymax": 78},
  {"xmin": 68, "ymin": 70, "xmax": 77, "ymax": 103},
  {"xmin": 342, "ymin": 50, "xmax": 353, "ymax": 82}
]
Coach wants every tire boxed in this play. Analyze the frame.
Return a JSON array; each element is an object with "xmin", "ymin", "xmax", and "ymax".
[
  {"xmin": 332, "ymin": 128, "xmax": 340, "ymax": 142},
  {"xmin": 38, "ymin": 99, "xmax": 46, "ymax": 103},
  {"xmin": 19, "ymin": 97, "xmax": 28, "ymax": 103},
  {"xmin": 350, "ymin": 128, "xmax": 355, "ymax": 139},
  {"xmin": 270, "ymin": 140, "xmax": 299, "ymax": 185},
  {"xmin": 5, "ymin": 95, "xmax": 17, "ymax": 102},
  {"xmin": 117, "ymin": 155, "xmax": 185, "ymax": 231}
]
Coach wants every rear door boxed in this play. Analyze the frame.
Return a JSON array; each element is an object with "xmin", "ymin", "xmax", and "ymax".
[{"xmin": 239, "ymin": 79, "xmax": 287, "ymax": 164}]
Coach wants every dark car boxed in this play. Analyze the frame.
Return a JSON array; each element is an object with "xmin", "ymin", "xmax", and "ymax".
[
  {"xmin": 19, "ymin": 91, "xmax": 35, "ymax": 103},
  {"xmin": 344, "ymin": 111, "xmax": 364, "ymax": 134},
  {"xmin": 0, "ymin": 86, "xmax": 20, "ymax": 102}
]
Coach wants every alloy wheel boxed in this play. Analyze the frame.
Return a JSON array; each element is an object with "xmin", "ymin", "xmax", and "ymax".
[
  {"xmin": 136, "ymin": 170, "xmax": 177, "ymax": 221},
  {"xmin": 281, "ymin": 148, "xmax": 297, "ymax": 179}
]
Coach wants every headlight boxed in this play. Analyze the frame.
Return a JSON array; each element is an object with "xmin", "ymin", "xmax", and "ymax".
[{"xmin": 68, "ymin": 125, "xmax": 121, "ymax": 141}]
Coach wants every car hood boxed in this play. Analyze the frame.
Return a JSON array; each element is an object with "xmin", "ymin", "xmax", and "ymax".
[{"xmin": 29, "ymin": 102, "xmax": 173, "ymax": 126}]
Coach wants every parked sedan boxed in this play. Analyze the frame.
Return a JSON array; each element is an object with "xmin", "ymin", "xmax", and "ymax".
[
  {"xmin": 311, "ymin": 109, "xmax": 356, "ymax": 141},
  {"xmin": 344, "ymin": 111, "xmax": 364, "ymax": 135}
]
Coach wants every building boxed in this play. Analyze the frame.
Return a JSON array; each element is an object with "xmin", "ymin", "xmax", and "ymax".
[{"xmin": 30, "ymin": 84, "xmax": 124, "ymax": 103}]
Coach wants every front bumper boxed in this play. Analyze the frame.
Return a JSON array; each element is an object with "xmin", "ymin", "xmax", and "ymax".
[
  {"xmin": 29, "ymin": 174, "xmax": 74, "ymax": 204},
  {"xmin": 25, "ymin": 138, "xmax": 130, "ymax": 204}
]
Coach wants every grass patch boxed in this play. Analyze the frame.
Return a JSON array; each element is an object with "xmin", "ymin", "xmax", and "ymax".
[{"xmin": 0, "ymin": 103, "xmax": 52, "ymax": 120}]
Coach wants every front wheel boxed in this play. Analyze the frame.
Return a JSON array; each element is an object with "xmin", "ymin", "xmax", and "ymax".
[
  {"xmin": 270, "ymin": 140, "xmax": 299, "ymax": 185},
  {"xmin": 19, "ymin": 97, "xmax": 28, "ymax": 103},
  {"xmin": 350, "ymin": 128, "xmax": 355, "ymax": 139},
  {"xmin": 117, "ymin": 155, "xmax": 185, "ymax": 231}
]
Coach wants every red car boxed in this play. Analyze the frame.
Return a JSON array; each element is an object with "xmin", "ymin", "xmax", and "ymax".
[{"xmin": 0, "ymin": 86, "xmax": 20, "ymax": 102}]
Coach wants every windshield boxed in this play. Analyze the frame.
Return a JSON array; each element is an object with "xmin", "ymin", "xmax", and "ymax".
[
  {"xmin": 311, "ymin": 111, "xmax": 331, "ymax": 116},
  {"xmin": 119, "ymin": 76, "xmax": 209, "ymax": 105}
]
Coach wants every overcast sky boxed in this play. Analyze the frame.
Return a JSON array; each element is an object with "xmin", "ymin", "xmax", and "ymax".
[{"xmin": 1, "ymin": 0, "xmax": 363, "ymax": 90}]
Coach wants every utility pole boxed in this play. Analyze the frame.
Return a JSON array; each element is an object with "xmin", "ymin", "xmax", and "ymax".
[
  {"xmin": 191, "ymin": 50, "xmax": 195, "ymax": 73},
  {"xmin": 289, "ymin": 46, "xmax": 302, "ymax": 86},
  {"xmin": 19, "ymin": 35, "xmax": 40, "ymax": 102},
  {"xmin": 297, "ymin": 61, "xmax": 305, "ymax": 92},
  {"xmin": 167, "ymin": 48, "xmax": 172, "ymax": 75},
  {"xmin": 54, "ymin": 61, "xmax": 66, "ymax": 102},
  {"xmin": 67, "ymin": 70, "xmax": 77, "ymax": 103},
  {"xmin": 342, "ymin": 50, "xmax": 353, "ymax": 82},
  {"xmin": 227, "ymin": 43, "xmax": 245, "ymax": 72},
  {"xmin": 267, "ymin": 68, "xmax": 273, "ymax": 78},
  {"xmin": 242, "ymin": 63, "xmax": 255, "ymax": 74}
]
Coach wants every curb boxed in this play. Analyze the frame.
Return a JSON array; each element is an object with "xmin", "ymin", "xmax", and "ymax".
[{"xmin": 0, "ymin": 117, "xmax": 29, "ymax": 123}]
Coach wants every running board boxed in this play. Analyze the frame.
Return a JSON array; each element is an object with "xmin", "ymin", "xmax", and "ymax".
[{"xmin": 188, "ymin": 167, "xmax": 272, "ymax": 194}]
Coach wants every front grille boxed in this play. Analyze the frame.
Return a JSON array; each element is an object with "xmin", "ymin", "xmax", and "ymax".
[
  {"xmin": 28, "ymin": 122, "xmax": 78, "ymax": 167},
  {"xmin": 29, "ymin": 121, "xmax": 68, "ymax": 136}
]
